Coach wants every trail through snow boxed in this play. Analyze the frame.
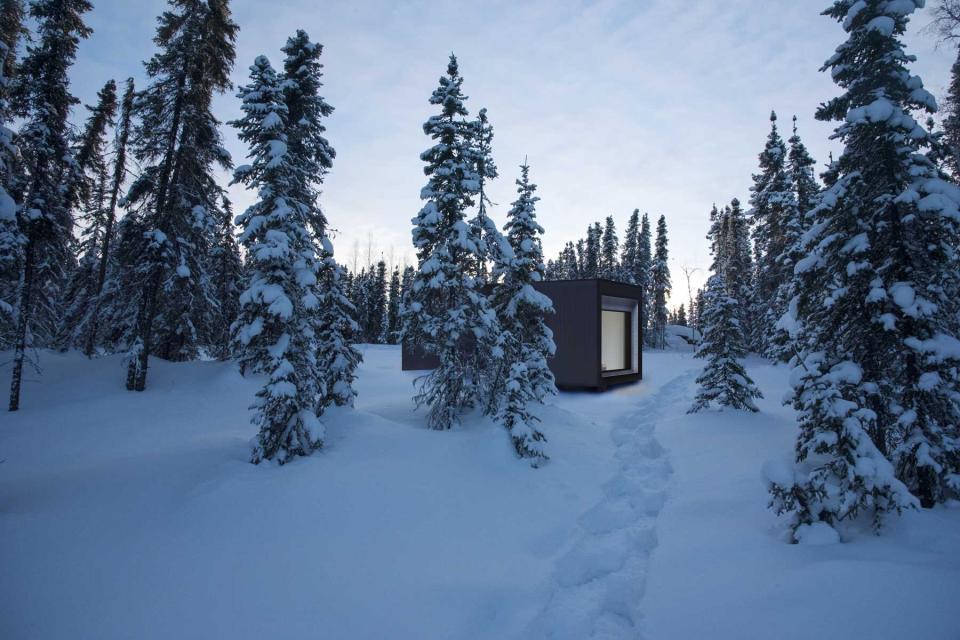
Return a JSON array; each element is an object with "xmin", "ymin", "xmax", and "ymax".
[{"xmin": 531, "ymin": 369, "xmax": 697, "ymax": 639}]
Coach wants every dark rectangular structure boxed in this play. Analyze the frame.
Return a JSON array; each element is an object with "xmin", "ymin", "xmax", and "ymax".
[{"xmin": 401, "ymin": 278, "xmax": 643, "ymax": 390}]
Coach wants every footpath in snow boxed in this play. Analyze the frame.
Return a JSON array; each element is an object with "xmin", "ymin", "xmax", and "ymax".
[{"xmin": 1, "ymin": 344, "xmax": 958, "ymax": 639}]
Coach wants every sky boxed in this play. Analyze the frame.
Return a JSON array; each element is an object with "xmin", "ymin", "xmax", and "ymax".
[{"xmin": 66, "ymin": 0, "xmax": 957, "ymax": 304}]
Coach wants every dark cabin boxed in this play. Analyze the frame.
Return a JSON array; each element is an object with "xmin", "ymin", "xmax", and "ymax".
[{"xmin": 401, "ymin": 278, "xmax": 643, "ymax": 390}]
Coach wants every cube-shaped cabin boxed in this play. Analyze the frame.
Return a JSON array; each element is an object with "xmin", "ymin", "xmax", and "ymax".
[{"xmin": 401, "ymin": 278, "xmax": 643, "ymax": 390}]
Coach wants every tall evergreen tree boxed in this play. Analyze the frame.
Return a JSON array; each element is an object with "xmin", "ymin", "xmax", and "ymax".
[
  {"xmin": 649, "ymin": 214, "xmax": 671, "ymax": 349},
  {"xmin": 768, "ymin": 118, "xmax": 821, "ymax": 362},
  {"xmin": 583, "ymin": 221, "xmax": 601, "ymax": 278},
  {"xmin": 637, "ymin": 212, "xmax": 652, "ymax": 340},
  {"xmin": 724, "ymin": 199, "xmax": 754, "ymax": 332},
  {"xmin": 401, "ymin": 55, "xmax": 499, "ymax": 430},
  {"xmin": 59, "ymin": 78, "xmax": 117, "ymax": 351},
  {"xmin": 124, "ymin": 0, "xmax": 238, "ymax": 390},
  {"xmin": 386, "ymin": 265, "xmax": 401, "ymax": 344},
  {"xmin": 8, "ymin": 0, "xmax": 92, "ymax": 411},
  {"xmin": 231, "ymin": 54, "xmax": 326, "ymax": 463},
  {"xmin": 0, "ymin": 0, "xmax": 24, "ymax": 350},
  {"xmin": 465, "ymin": 107, "xmax": 507, "ymax": 284},
  {"xmin": 689, "ymin": 273, "xmax": 762, "ymax": 413},
  {"xmin": 491, "ymin": 161, "xmax": 555, "ymax": 465},
  {"xmin": 209, "ymin": 195, "xmax": 242, "ymax": 359},
  {"xmin": 599, "ymin": 214, "xmax": 619, "ymax": 279},
  {"xmin": 316, "ymin": 244, "xmax": 361, "ymax": 409},
  {"xmin": 363, "ymin": 258, "xmax": 387, "ymax": 343},
  {"xmin": 83, "ymin": 77, "xmax": 135, "ymax": 356},
  {"xmin": 769, "ymin": 0, "xmax": 960, "ymax": 539},
  {"xmin": 620, "ymin": 208, "xmax": 640, "ymax": 283},
  {"xmin": 281, "ymin": 29, "xmax": 359, "ymax": 411},
  {"xmin": 749, "ymin": 111, "xmax": 798, "ymax": 355}
]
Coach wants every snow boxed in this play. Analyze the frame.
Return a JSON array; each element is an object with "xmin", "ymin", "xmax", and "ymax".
[{"xmin": 1, "ymin": 348, "xmax": 958, "ymax": 639}]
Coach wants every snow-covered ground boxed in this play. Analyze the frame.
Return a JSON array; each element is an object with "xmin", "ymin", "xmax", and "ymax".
[{"xmin": 1, "ymin": 344, "xmax": 958, "ymax": 639}]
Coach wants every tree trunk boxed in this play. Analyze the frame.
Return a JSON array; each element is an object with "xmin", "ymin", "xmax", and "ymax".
[{"xmin": 8, "ymin": 236, "xmax": 35, "ymax": 411}]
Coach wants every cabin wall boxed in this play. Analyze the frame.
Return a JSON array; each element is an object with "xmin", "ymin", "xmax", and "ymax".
[{"xmin": 534, "ymin": 279, "xmax": 600, "ymax": 389}]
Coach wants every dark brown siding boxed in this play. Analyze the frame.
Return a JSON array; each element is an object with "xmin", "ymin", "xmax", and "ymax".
[{"xmin": 534, "ymin": 279, "xmax": 600, "ymax": 388}]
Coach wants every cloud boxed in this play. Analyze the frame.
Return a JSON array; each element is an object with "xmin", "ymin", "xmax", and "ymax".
[{"xmin": 69, "ymin": 0, "xmax": 956, "ymax": 298}]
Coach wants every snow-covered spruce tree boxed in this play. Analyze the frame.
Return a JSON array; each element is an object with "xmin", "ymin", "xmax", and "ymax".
[
  {"xmin": 123, "ymin": 0, "xmax": 237, "ymax": 390},
  {"xmin": 690, "ymin": 273, "xmax": 762, "ymax": 413},
  {"xmin": 748, "ymin": 111, "xmax": 799, "ymax": 356},
  {"xmin": 59, "ymin": 78, "xmax": 117, "ymax": 351},
  {"xmin": 0, "ymin": 0, "xmax": 24, "ymax": 350},
  {"xmin": 722, "ymin": 199, "xmax": 754, "ymax": 333},
  {"xmin": 491, "ymin": 162, "xmax": 556, "ymax": 465},
  {"xmin": 209, "ymin": 195, "xmax": 242, "ymax": 360},
  {"xmin": 599, "ymin": 215, "xmax": 619, "ymax": 280},
  {"xmin": 583, "ymin": 221, "xmax": 601, "ymax": 278},
  {"xmin": 401, "ymin": 54, "xmax": 499, "ymax": 429},
  {"xmin": 280, "ymin": 29, "xmax": 359, "ymax": 407},
  {"xmin": 386, "ymin": 265, "xmax": 401, "ymax": 344},
  {"xmin": 230, "ymin": 55, "xmax": 326, "ymax": 463},
  {"xmin": 619, "ymin": 208, "xmax": 639, "ymax": 283},
  {"xmin": 562, "ymin": 241, "xmax": 580, "ymax": 278},
  {"xmin": 637, "ymin": 212, "xmax": 652, "ymax": 340},
  {"xmin": 769, "ymin": 1, "xmax": 960, "ymax": 538},
  {"xmin": 361, "ymin": 258, "xmax": 387, "ymax": 343},
  {"xmin": 8, "ymin": 0, "xmax": 92, "ymax": 412},
  {"xmin": 767, "ymin": 118, "xmax": 821, "ymax": 362},
  {"xmin": 80, "ymin": 77, "xmax": 134, "ymax": 356},
  {"xmin": 316, "ymin": 246, "xmax": 361, "ymax": 409},
  {"xmin": 465, "ymin": 106, "xmax": 508, "ymax": 285},
  {"xmin": 649, "ymin": 214, "xmax": 671, "ymax": 349}
]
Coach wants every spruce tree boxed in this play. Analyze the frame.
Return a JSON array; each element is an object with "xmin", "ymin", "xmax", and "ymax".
[
  {"xmin": 386, "ymin": 265, "xmax": 401, "ymax": 344},
  {"xmin": 769, "ymin": 0, "xmax": 959, "ymax": 539},
  {"xmin": 209, "ymin": 195, "xmax": 242, "ymax": 359},
  {"xmin": 675, "ymin": 303, "xmax": 687, "ymax": 327},
  {"xmin": 281, "ymin": 29, "xmax": 358, "ymax": 411},
  {"xmin": 465, "ymin": 107, "xmax": 507, "ymax": 283},
  {"xmin": 649, "ymin": 214, "xmax": 671, "ymax": 349},
  {"xmin": 599, "ymin": 214, "xmax": 619, "ymax": 279},
  {"xmin": 364, "ymin": 258, "xmax": 387, "ymax": 343},
  {"xmin": 748, "ymin": 111, "xmax": 798, "ymax": 355},
  {"xmin": 231, "ymin": 55, "xmax": 325, "ymax": 463},
  {"xmin": 0, "ymin": 0, "xmax": 24, "ymax": 350},
  {"xmin": 8, "ymin": 0, "xmax": 92, "ymax": 411},
  {"xmin": 59, "ymin": 78, "xmax": 117, "ymax": 351},
  {"xmin": 689, "ymin": 273, "xmax": 762, "ymax": 413},
  {"xmin": 620, "ymin": 208, "xmax": 639, "ymax": 283},
  {"xmin": 724, "ymin": 199, "xmax": 754, "ymax": 335},
  {"xmin": 82, "ymin": 77, "xmax": 135, "ymax": 356},
  {"xmin": 402, "ymin": 55, "xmax": 499, "ymax": 429},
  {"xmin": 492, "ymin": 162, "xmax": 555, "ymax": 465},
  {"xmin": 583, "ymin": 221, "xmax": 601, "ymax": 278},
  {"xmin": 636, "ymin": 212, "xmax": 653, "ymax": 341},
  {"xmin": 768, "ymin": 118, "xmax": 821, "ymax": 362},
  {"xmin": 316, "ymin": 246, "xmax": 361, "ymax": 409},
  {"xmin": 124, "ymin": 0, "xmax": 238, "ymax": 390}
]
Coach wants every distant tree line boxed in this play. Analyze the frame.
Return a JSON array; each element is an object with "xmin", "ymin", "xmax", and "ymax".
[{"xmin": 544, "ymin": 211, "xmax": 673, "ymax": 349}]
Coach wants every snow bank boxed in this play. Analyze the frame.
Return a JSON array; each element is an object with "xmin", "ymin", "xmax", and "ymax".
[{"xmin": 1, "ymin": 349, "xmax": 957, "ymax": 639}]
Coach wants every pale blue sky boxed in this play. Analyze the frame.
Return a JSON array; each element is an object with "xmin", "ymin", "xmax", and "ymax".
[{"xmin": 67, "ymin": 0, "xmax": 956, "ymax": 299}]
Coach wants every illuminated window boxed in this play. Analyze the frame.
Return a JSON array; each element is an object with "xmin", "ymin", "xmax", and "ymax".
[{"xmin": 601, "ymin": 310, "xmax": 631, "ymax": 372}]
